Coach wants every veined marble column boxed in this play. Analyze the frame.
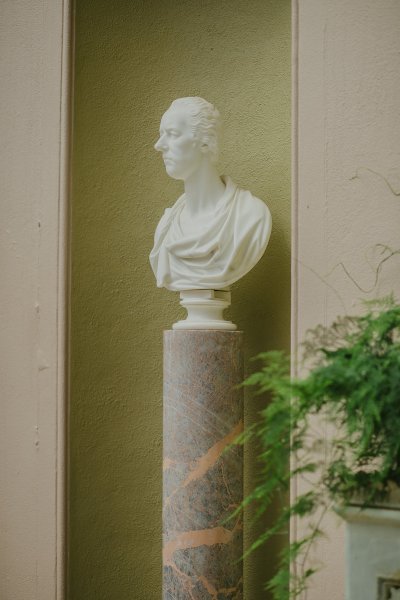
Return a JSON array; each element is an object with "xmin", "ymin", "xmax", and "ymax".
[{"xmin": 163, "ymin": 330, "xmax": 244, "ymax": 600}]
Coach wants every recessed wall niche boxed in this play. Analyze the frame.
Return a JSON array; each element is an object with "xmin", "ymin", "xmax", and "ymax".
[{"xmin": 69, "ymin": 2, "xmax": 291, "ymax": 599}]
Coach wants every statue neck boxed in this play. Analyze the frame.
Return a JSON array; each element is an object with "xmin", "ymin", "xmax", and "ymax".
[{"xmin": 183, "ymin": 162, "xmax": 225, "ymax": 217}]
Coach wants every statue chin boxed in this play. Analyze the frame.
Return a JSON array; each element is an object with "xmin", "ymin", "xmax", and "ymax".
[{"xmin": 163, "ymin": 162, "xmax": 180, "ymax": 180}]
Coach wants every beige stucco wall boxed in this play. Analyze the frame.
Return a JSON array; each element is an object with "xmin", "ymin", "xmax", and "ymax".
[
  {"xmin": 70, "ymin": 1, "xmax": 291, "ymax": 598},
  {"xmin": 0, "ymin": 1, "xmax": 71, "ymax": 598},
  {"xmin": 4, "ymin": 2, "xmax": 398, "ymax": 598},
  {"xmin": 293, "ymin": 1, "xmax": 400, "ymax": 597}
]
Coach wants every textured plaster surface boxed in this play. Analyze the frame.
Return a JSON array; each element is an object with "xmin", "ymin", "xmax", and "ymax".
[
  {"xmin": 293, "ymin": 1, "xmax": 400, "ymax": 598},
  {"xmin": 70, "ymin": 1, "xmax": 291, "ymax": 598},
  {"xmin": 163, "ymin": 331, "xmax": 243, "ymax": 599},
  {"xmin": 0, "ymin": 0, "xmax": 70, "ymax": 598}
]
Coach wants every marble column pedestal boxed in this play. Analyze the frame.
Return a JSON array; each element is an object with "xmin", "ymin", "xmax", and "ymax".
[{"xmin": 163, "ymin": 330, "xmax": 244, "ymax": 600}]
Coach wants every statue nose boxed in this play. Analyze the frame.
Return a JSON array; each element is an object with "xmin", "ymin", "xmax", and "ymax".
[{"xmin": 155, "ymin": 136, "xmax": 166, "ymax": 151}]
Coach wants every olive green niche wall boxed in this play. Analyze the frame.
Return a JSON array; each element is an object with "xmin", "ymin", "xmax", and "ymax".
[{"xmin": 70, "ymin": 1, "xmax": 291, "ymax": 599}]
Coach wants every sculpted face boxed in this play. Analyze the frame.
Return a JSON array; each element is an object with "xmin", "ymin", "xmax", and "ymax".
[{"xmin": 154, "ymin": 107, "xmax": 206, "ymax": 181}]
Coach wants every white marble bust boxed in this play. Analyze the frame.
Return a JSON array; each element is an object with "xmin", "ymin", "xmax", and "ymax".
[{"xmin": 149, "ymin": 97, "xmax": 272, "ymax": 328}]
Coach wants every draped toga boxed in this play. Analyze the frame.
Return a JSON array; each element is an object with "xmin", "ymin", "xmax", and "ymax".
[{"xmin": 149, "ymin": 176, "xmax": 272, "ymax": 291}]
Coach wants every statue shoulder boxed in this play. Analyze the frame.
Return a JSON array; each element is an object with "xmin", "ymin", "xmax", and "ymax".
[
  {"xmin": 236, "ymin": 186, "xmax": 272, "ymax": 224},
  {"xmin": 153, "ymin": 195, "xmax": 184, "ymax": 241}
]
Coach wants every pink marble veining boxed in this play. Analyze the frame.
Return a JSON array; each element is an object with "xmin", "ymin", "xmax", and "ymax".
[{"xmin": 163, "ymin": 330, "xmax": 244, "ymax": 599}]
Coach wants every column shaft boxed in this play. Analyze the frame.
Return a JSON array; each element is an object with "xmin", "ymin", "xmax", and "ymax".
[{"xmin": 163, "ymin": 330, "xmax": 244, "ymax": 599}]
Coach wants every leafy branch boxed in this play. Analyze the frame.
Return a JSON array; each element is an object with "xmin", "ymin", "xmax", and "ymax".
[{"xmin": 238, "ymin": 297, "xmax": 400, "ymax": 599}]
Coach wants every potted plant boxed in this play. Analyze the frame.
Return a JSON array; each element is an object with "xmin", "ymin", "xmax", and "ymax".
[{"xmin": 238, "ymin": 297, "xmax": 400, "ymax": 599}]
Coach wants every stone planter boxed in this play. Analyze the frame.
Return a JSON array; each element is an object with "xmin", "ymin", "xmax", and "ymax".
[{"xmin": 339, "ymin": 494, "xmax": 400, "ymax": 600}]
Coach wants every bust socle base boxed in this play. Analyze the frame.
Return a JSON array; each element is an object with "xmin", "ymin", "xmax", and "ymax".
[{"xmin": 173, "ymin": 289, "xmax": 237, "ymax": 330}]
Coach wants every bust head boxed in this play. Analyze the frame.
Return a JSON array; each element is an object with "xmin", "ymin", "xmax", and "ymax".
[{"xmin": 154, "ymin": 97, "xmax": 220, "ymax": 181}]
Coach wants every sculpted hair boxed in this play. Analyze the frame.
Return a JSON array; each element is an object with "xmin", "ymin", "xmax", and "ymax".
[{"xmin": 169, "ymin": 97, "xmax": 221, "ymax": 163}]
